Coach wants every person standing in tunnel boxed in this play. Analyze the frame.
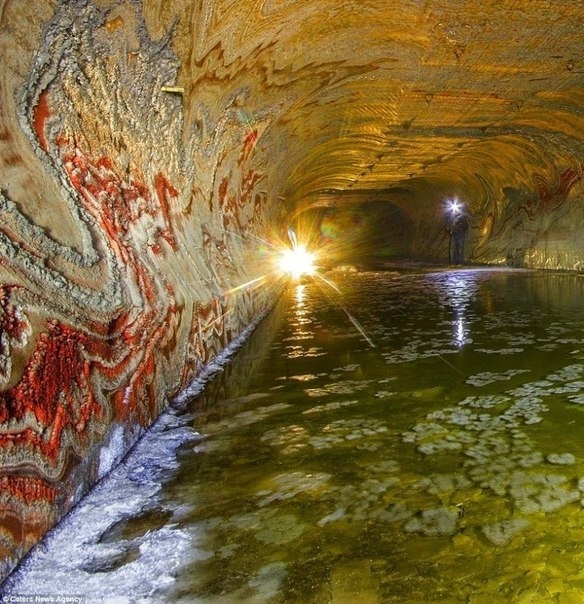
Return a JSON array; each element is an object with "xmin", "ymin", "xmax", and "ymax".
[{"xmin": 446, "ymin": 200, "xmax": 471, "ymax": 266}]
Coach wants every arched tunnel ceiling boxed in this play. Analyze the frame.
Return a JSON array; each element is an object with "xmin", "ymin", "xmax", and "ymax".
[{"xmin": 145, "ymin": 0, "xmax": 584, "ymax": 216}]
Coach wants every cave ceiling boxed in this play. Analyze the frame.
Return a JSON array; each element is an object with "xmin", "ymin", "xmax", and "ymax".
[{"xmin": 132, "ymin": 1, "xmax": 584, "ymax": 219}]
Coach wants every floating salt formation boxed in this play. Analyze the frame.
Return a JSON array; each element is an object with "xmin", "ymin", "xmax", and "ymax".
[
  {"xmin": 370, "ymin": 502, "xmax": 413, "ymax": 523},
  {"xmin": 508, "ymin": 472, "xmax": 579, "ymax": 513},
  {"xmin": 404, "ymin": 507, "xmax": 459, "ymax": 536},
  {"xmin": 304, "ymin": 379, "xmax": 373, "ymax": 397},
  {"xmin": 482, "ymin": 518, "xmax": 530, "ymax": 546},
  {"xmin": 248, "ymin": 562, "xmax": 288, "ymax": 600},
  {"xmin": 317, "ymin": 507, "xmax": 347, "ymax": 526},
  {"xmin": 255, "ymin": 471, "xmax": 331, "ymax": 508},
  {"xmin": 302, "ymin": 400, "xmax": 359, "ymax": 415},
  {"xmin": 414, "ymin": 474, "xmax": 472, "ymax": 497},
  {"xmin": 546, "ymin": 453, "xmax": 576, "ymax": 465},
  {"xmin": 409, "ymin": 385, "xmax": 444, "ymax": 400}
]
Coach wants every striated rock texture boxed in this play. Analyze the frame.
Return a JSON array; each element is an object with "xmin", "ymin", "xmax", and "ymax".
[
  {"xmin": 0, "ymin": 0, "xmax": 584, "ymax": 581},
  {"xmin": 0, "ymin": 0, "xmax": 282, "ymax": 579}
]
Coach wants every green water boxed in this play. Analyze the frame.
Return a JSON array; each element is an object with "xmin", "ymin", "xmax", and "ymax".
[{"xmin": 166, "ymin": 268, "xmax": 584, "ymax": 603}]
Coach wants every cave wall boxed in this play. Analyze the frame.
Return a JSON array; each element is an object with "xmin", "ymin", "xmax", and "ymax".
[
  {"xmin": 0, "ymin": 0, "xmax": 282, "ymax": 580},
  {"xmin": 416, "ymin": 170, "xmax": 584, "ymax": 270}
]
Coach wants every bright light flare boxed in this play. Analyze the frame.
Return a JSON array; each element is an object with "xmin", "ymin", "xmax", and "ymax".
[
  {"xmin": 446, "ymin": 198, "xmax": 462, "ymax": 215},
  {"xmin": 278, "ymin": 244, "xmax": 317, "ymax": 279}
]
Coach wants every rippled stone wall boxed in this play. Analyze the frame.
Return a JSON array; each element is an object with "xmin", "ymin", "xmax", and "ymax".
[
  {"xmin": 412, "ymin": 158, "xmax": 584, "ymax": 270},
  {"xmin": 0, "ymin": 0, "xmax": 281, "ymax": 580}
]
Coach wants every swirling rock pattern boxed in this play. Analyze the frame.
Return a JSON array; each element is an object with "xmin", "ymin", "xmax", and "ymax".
[
  {"xmin": 0, "ymin": 0, "xmax": 278, "ymax": 579},
  {"xmin": 1, "ymin": 0, "xmax": 584, "ymax": 582}
]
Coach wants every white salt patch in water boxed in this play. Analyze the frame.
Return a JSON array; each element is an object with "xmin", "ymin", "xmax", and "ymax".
[
  {"xmin": 378, "ymin": 377, "xmax": 398, "ymax": 384},
  {"xmin": 508, "ymin": 471, "xmax": 579, "ymax": 514},
  {"xmin": 415, "ymin": 474, "xmax": 471, "ymax": 496},
  {"xmin": 475, "ymin": 348, "xmax": 524, "ymax": 355},
  {"xmin": 307, "ymin": 418, "xmax": 388, "ymax": 449},
  {"xmin": 515, "ymin": 452, "xmax": 544, "ymax": 468},
  {"xmin": 365, "ymin": 460, "xmax": 400, "ymax": 474},
  {"xmin": 547, "ymin": 364, "xmax": 584, "ymax": 381},
  {"xmin": 405, "ymin": 507, "xmax": 458, "ymax": 536},
  {"xmin": 260, "ymin": 424, "xmax": 309, "ymax": 453},
  {"xmin": 549, "ymin": 380, "xmax": 584, "ymax": 394},
  {"xmin": 466, "ymin": 369, "xmax": 530, "ymax": 387},
  {"xmin": 371, "ymin": 503, "xmax": 413, "ymax": 523},
  {"xmin": 302, "ymin": 399, "xmax": 359, "ymax": 415},
  {"xmin": 357, "ymin": 442, "xmax": 383, "ymax": 452},
  {"xmin": 228, "ymin": 509, "xmax": 273, "ymax": 531},
  {"xmin": 256, "ymin": 471, "xmax": 331, "ymax": 507},
  {"xmin": 289, "ymin": 374, "xmax": 319, "ymax": 382},
  {"xmin": 546, "ymin": 453, "xmax": 576, "ymax": 465},
  {"xmin": 460, "ymin": 395, "xmax": 511, "ymax": 409},
  {"xmin": 204, "ymin": 402, "xmax": 292, "ymax": 434},
  {"xmin": 304, "ymin": 380, "xmax": 373, "ymax": 397},
  {"xmin": 318, "ymin": 507, "xmax": 347, "ymax": 526},
  {"xmin": 248, "ymin": 562, "xmax": 288, "ymax": 598},
  {"xmin": 218, "ymin": 543, "xmax": 241, "ymax": 558},
  {"xmin": 482, "ymin": 518, "xmax": 530, "ymax": 546},
  {"xmin": 287, "ymin": 346, "xmax": 326, "ymax": 359},
  {"xmin": 418, "ymin": 441, "xmax": 462, "ymax": 455},
  {"xmin": 333, "ymin": 364, "xmax": 360, "ymax": 372}
]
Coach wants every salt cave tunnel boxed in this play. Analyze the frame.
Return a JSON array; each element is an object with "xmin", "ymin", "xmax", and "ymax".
[{"xmin": 1, "ymin": 0, "xmax": 584, "ymax": 589}]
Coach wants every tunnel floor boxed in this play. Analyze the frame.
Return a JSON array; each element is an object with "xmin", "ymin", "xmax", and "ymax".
[{"xmin": 6, "ymin": 267, "xmax": 584, "ymax": 603}]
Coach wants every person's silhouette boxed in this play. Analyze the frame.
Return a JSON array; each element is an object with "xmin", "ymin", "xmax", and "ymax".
[{"xmin": 446, "ymin": 204, "xmax": 470, "ymax": 265}]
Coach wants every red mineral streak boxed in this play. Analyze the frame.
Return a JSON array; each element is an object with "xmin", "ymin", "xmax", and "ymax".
[
  {"xmin": 534, "ymin": 167, "xmax": 581, "ymax": 213},
  {"xmin": 217, "ymin": 176, "xmax": 238, "ymax": 232},
  {"xmin": 242, "ymin": 128, "xmax": 258, "ymax": 162},
  {"xmin": 154, "ymin": 173, "xmax": 179, "ymax": 251},
  {"xmin": 241, "ymin": 170, "xmax": 262, "ymax": 209},
  {"xmin": 217, "ymin": 169, "xmax": 263, "ymax": 234},
  {"xmin": 4, "ymin": 154, "xmax": 22, "ymax": 167},
  {"xmin": 0, "ymin": 320, "xmax": 102, "ymax": 461},
  {"xmin": 62, "ymin": 140, "xmax": 179, "ymax": 255},
  {"xmin": 58, "ymin": 140, "xmax": 181, "ymax": 422},
  {"xmin": 0, "ymin": 476, "xmax": 57, "ymax": 504},
  {"xmin": 0, "ymin": 296, "xmax": 176, "ymax": 465},
  {"xmin": 32, "ymin": 89, "xmax": 50, "ymax": 152},
  {"xmin": 109, "ymin": 293, "xmax": 179, "ymax": 422}
]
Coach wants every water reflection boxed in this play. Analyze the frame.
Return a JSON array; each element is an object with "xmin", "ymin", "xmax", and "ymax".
[
  {"xmin": 289, "ymin": 284, "xmax": 313, "ymax": 338},
  {"xmin": 292, "ymin": 284, "xmax": 310, "ymax": 323},
  {"xmin": 454, "ymin": 314, "xmax": 469, "ymax": 347},
  {"xmin": 434, "ymin": 271, "xmax": 478, "ymax": 347}
]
